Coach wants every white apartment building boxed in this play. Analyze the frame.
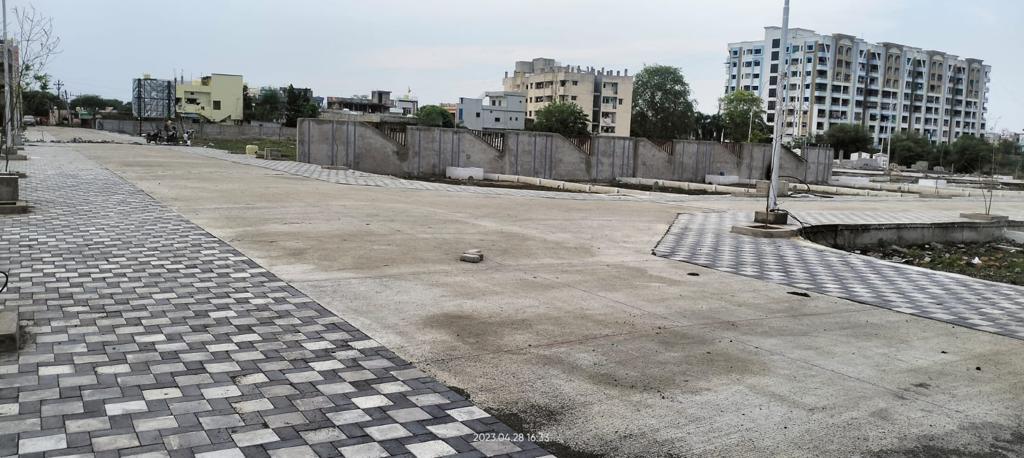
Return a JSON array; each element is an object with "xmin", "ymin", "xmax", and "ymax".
[
  {"xmin": 456, "ymin": 91, "xmax": 526, "ymax": 130},
  {"xmin": 726, "ymin": 27, "xmax": 990, "ymax": 148},
  {"xmin": 503, "ymin": 58, "xmax": 633, "ymax": 137}
]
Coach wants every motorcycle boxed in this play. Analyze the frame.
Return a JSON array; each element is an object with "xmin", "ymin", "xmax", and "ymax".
[{"xmin": 144, "ymin": 129, "xmax": 163, "ymax": 144}]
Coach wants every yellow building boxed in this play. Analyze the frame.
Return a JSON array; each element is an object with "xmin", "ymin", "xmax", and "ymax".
[{"xmin": 175, "ymin": 73, "xmax": 244, "ymax": 123}]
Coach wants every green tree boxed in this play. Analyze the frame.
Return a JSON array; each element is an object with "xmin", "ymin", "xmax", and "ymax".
[
  {"xmin": 530, "ymin": 102, "xmax": 590, "ymax": 136},
  {"xmin": 415, "ymin": 105, "xmax": 455, "ymax": 128},
  {"xmin": 719, "ymin": 90, "xmax": 769, "ymax": 143},
  {"xmin": 284, "ymin": 85, "xmax": 319, "ymax": 127},
  {"xmin": 242, "ymin": 85, "xmax": 254, "ymax": 121},
  {"xmin": 630, "ymin": 65, "xmax": 695, "ymax": 139},
  {"xmin": 824, "ymin": 124, "xmax": 873, "ymax": 159},
  {"xmin": 888, "ymin": 131, "xmax": 932, "ymax": 166},
  {"xmin": 22, "ymin": 89, "xmax": 63, "ymax": 117},
  {"xmin": 694, "ymin": 112, "xmax": 723, "ymax": 141},
  {"xmin": 254, "ymin": 89, "xmax": 284, "ymax": 123},
  {"xmin": 948, "ymin": 135, "xmax": 991, "ymax": 174},
  {"xmin": 69, "ymin": 94, "xmax": 126, "ymax": 113}
]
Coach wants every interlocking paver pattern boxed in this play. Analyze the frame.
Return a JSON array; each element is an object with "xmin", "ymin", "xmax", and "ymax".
[
  {"xmin": 654, "ymin": 211, "xmax": 1024, "ymax": 340},
  {"xmin": 0, "ymin": 148, "xmax": 549, "ymax": 457}
]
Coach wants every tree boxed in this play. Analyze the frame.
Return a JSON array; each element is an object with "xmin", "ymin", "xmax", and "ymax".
[
  {"xmin": 22, "ymin": 89, "xmax": 62, "ymax": 117},
  {"xmin": 888, "ymin": 131, "xmax": 932, "ymax": 166},
  {"xmin": 69, "ymin": 94, "xmax": 125, "ymax": 113},
  {"xmin": 630, "ymin": 65, "xmax": 695, "ymax": 139},
  {"xmin": 10, "ymin": 5, "xmax": 61, "ymax": 132},
  {"xmin": 415, "ymin": 105, "xmax": 454, "ymax": 128},
  {"xmin": 284, "ymin": 85, "xmax": 318, "ymax": 127},
  {"xmin": 948, "ymin": 135, "xmax": 991, "ymax": 174},
  {"xmin": 254, "ymin": 89, "xmax": 284, "ymax": 123},
  {"xmin": 719, "ymin": 90, "xmax": 769, "ymax": 143},
  {"xmin": 694, "ymin": 112, "xmax": 723, "ymax": 141},
  {"xmin": 530, "ymin": 102, "xmax": 590, "ymax": 136},
  {"xmin": 823, "ymin": 124, "xmax": 872, "ymax": 159},
  {"xmin": 242, "ymin": 85, "xmax": 254, "ymax": 121}
]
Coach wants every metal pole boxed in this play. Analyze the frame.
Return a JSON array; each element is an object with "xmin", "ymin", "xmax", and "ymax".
[
  {"xmin": 1, "ymin": 0, "xmax": 11, "ymax": 155},
  {"xmin": 747, "ymin": 109, "xmax": 753, "ymax": 142},
  {"xmin": 767, "ymin": 0, "xmax": 790, "ymax": 211}
]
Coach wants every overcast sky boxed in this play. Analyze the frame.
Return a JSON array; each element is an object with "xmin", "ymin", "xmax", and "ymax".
[{"xmin": 22, "ymin": 0, "xmax": 1024, "ymax": 131}]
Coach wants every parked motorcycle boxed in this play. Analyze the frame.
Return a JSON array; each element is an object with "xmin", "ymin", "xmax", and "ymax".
[{"xmin": 144, "ymin": 129, "xmax": 163, "ymax": 144}]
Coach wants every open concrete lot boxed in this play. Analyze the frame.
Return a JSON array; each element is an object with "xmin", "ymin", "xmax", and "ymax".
[{"xmin": 19, "ymin": 127, "xmax": 1024, "ymax": 456}]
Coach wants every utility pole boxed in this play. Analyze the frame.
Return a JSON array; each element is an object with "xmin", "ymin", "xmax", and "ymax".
[
  {"xmin": 747, "ymin": 109, "xmax": 754, "ymax": 142},
  {"xmin": 1, "ymin": 0, "xmax": 11, "ymax": 155},
  {"xmin": 766, "ymin": 0, "xmax": 791, "ymax": 212},
  {"xmin": 55, "ymin": 80, "xmax": 63, "ymax": 123}
]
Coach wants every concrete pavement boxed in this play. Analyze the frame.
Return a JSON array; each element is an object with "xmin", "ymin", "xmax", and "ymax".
[{"xmin": 25, "ymin": 127, "xmax": 1024, "ymax": 456}]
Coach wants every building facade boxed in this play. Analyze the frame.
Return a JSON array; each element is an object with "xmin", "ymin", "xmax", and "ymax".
[
  {"xmin": 726, "ymin": 27, "xmax": 990, "ymax": 148},
  {"xmin": 456, "ymin": 91, "xmax": 526, "ymax": 130},
  {"xmin": 503, "ymin": 58, "xmax": 633, "ymax": 137},
  {"xmin": 175, "ymin": 73, "xmax": 244, "ymax": 124}
]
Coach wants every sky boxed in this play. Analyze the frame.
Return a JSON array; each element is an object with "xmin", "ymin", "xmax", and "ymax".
[{"xmin": 19, "ymin": 0, "xmax": 1024, "ymax": 131}]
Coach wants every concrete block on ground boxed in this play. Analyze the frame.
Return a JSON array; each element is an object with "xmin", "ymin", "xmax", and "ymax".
[
  {"xmin": 830, "ymin": 176, "xmax": 871, "ymax": 187},
  {"xmin": 705, "ymin": 175, "xmax": 740, "ymax": 185},
  {"xmin": 0, "ymin": 154, "xmax": 26, "ymax": 161},
  {"xmin": 754, "ymin": 210, "xmax": 789, "ymax": 225},
  {"xmin": 245, "ymin": 145, "xmax": 259, "ymax": 156},
  {"xmin": 589, "ymin": 185, "xmax": 619, "ymax": 194},
  {"xmin": 918, "ymin": 179, "xmax": 947, "ymax": 188},
  {"xmin": 538, "ymin": 178, "xmax": 564, "ymax": 189},
  {"xmin": 445, "ymin": 167, "xmax": 484, "ymax": 180},
  {"xmin": 0, "ymin": 176, "xmax": 18, "ymax": 201},
  {"xmin": 459, "ymin": 253, "xmax": 482, "ymax": 263},
  {"xmin": 0, "ymin": 201, "xmax": 28, "ymax": 214},
  {"xmin": 562, "ymin": 182, "xmax": 589, "ymax": 192},
  {"xmin": 0, "ymin": 310, "xmax": 18, "ymax": 352}
]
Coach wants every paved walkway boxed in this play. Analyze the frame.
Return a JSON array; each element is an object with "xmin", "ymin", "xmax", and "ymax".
[
  {"xmin": 654, "ymin": 211, "xmax": 1024, "ymax": 340},
  {"xmin": 0, "ymin": 148, "xmax": 548, "ymax": 457}
]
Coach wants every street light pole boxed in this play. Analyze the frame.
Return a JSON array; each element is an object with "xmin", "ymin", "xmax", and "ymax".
[
  {"xmin": 747, "ymin": 109, "xmax": 754, "ymax": 143},
  {"xmin": 767, "ymin": 0, "xmax": 791, "ymax": 212}
]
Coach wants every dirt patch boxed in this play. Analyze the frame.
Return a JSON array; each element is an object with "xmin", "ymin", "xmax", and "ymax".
[{"xmin": 852, "ymin": 239, "xmax": 1024, "ymax": 286}]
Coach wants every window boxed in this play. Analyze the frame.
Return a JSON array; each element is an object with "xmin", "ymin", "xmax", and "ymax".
[
  {"xmin": 771, "ymin": 51, "xmax": 779, "ymax": 61},
  {"xmin": 475, "ymin": 112, "xmax": 480, "ymax": 118},
  {"xmin": 212, "ymin": 100, "xmax": 221, "ymax": 110},
  {"xmin": 772, "ymin": 38, "xmax": 780, "ymax": 48},
  {"xmin": 495, "ymin": 117, "xmax": 500, "ymax": 123}
]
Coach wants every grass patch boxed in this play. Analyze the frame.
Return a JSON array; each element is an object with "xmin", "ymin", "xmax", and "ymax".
[
  {"xmin": 856, "ymin": 239, "xmax": 1024, "ymax": 286},
  {"xmin": 201, "ymin": 137, "xmax": 296, "ymax": 161}
]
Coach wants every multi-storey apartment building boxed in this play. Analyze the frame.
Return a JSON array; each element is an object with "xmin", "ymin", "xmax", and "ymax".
[
  {"xmin": 726, "ymin": 27, "xmax": 990, "ymax": 148},
  {"xmin": 503, "ymin": 58, "xmax": 632, "ymax": 137}
]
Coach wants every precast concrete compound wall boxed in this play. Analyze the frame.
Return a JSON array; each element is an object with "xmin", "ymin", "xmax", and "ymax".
[
  {"xmin": 296, "ymin": 118, "xmax": 834, "ymax": 184},
  {"xmin": 96, "ymin": 118, "xmax": 296, "ymax": 140}
]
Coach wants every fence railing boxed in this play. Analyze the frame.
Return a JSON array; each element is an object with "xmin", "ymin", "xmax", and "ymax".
[
  {"xmin": 566, "ymin": 135, "xmax": 592, "ymax": 154},
  {"xmin": 467, "ymin": 129, "xmax": 505, "ymax": 152},
  {"xmin": 375, "ymin": 122, "xmax": 408, "ymax": 146},
  {"xmin": 650, "ymin": 139, "xmax": 674, "ymax": 154}
]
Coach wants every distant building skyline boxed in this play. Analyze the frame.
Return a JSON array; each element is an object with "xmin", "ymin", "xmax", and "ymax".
[
  {"xmin": 32, "ymin": 0, "xmax": 1024, "ymax": 132},
  {"xmin": 726, "ymin": 27, "xmax": 990, "ymax": 147}
]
